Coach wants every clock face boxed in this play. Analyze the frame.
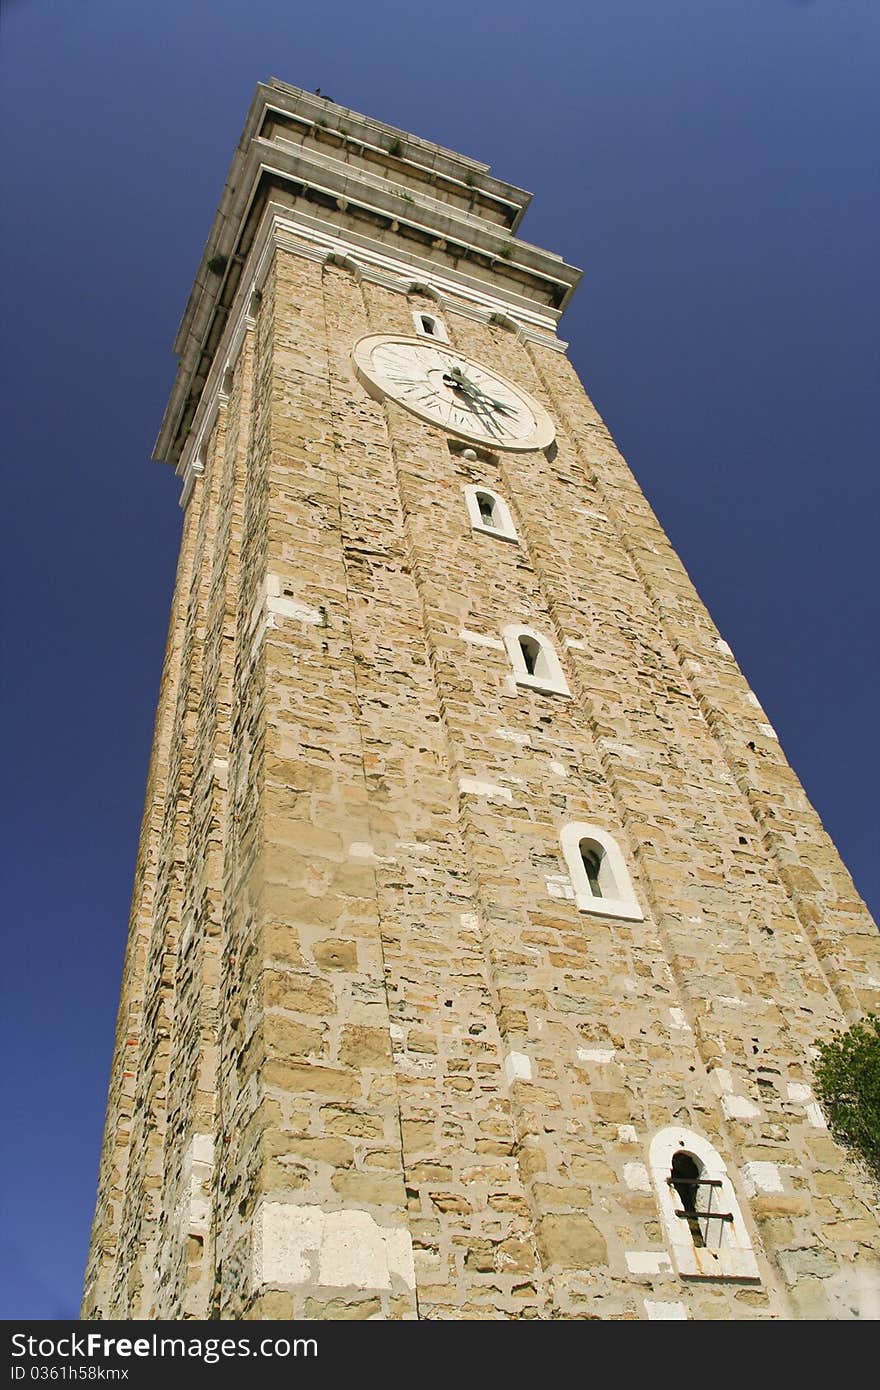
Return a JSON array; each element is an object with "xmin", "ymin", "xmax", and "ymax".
[{"xmin": 353, "ymin": 334, "xmax": 555, "ymax": 451}]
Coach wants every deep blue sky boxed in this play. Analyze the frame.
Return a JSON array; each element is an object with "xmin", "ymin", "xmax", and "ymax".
[{"xmin": 1, "ymin": 0, "xmax": 877, "ymax": 1320}]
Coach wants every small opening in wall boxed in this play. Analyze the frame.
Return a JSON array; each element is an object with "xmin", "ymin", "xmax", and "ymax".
[
  {"xmin": 420, "ymin": 315, "xmax": 436, "ymax": 335},
  {"xmin": 581, "ymin": 845, "xmax": 603, "ymax": 898},
  {"xmin": 519, "ymin": 635, "xmax": 541, "ymax": 676},
  {"xmin": 477, "ymin": 492, "xmax": 497, "ymax": 527},
  {"xmin": 671, "ymin": 1151, "xmax": 706, "ymax": 1247}
]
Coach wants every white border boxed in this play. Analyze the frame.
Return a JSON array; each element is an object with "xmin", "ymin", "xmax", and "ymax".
[
  {"xmin": 463, "ymin": 485, "xmax": 518, "ymax": 542},
  {"xmin": 648, "ymin": 1127, "xmax": 760, "ymax": 1282},
  {"xmin": 412, "ymin": 310, "xmax": 449, "ymax": 342},
  {"xmin": 559, "ymin": 822, "xmax": 644, "ymax": 921},
  {"xmin": 502, "ymin": 624, "xmax": 570, "ymax": 697},
  {"xmin": 352, "ymin": 333, "xmax": 556, "ymax": 452}
]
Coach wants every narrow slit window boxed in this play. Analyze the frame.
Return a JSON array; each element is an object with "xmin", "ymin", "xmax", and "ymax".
[
  {"xmin": 519, "ymin": 635, "xmax": 541, "ymax": 676},
  {"xmin": 581, "ymin": 845, "xmax": 604, "ymax": 898},
  {"xmin": 412, "ymin": 310, "xmax": 448, "ymax": 341},
  {"xmin": 477, "ymin": 492, "xmax": 497, "ymax": 526}
]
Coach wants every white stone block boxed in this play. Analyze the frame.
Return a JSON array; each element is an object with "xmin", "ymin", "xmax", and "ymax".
[
  {"xmin": 266, "ymin": 592, "xmax": 323, "ymax": 625},
  {"xmin": 742, "ymin": 1161, "xmax": 783, "ymax": 1196},
  {"xmin": 253, "ymin": 1203, "xmax": 415, "ymax": 1293},
  {"xmin": 549, "ymin": 760, "xmax": 567, "ymax": 777},
  {"xmin": 626, "ymin": 1250, "xmax": 673, "ymax": 1275},
  {"xmin": 317, "ymin": 1212, "xmax": 392, "ymax": 1290},
  {"xmin": 458, "ymin": 776, "xmax": 512, "ymax": 802},
  {"xmin": 721, "ymin": 1093, "xmax": 761, "ymax": 1121},
  {"xmin": 179, "ymin": 1133, "xmax": 214, "ymax": 1239},
  {"xmin": 503, "ymin": 1050, "xmax": 532, "ymax": 1084},
  {"xmin": 577, "ymin": 1047, "xmax": 616, "ymax": 1065},
  {"xmin": 644, "ymin": 1300, "xmax": 687, "ymax": 1320},
  {"xmin": 806, "ymin": 1102, "xmax": 827, "ymax": 1130},
  {"xmin": 623, "ymin": 1163, "xmax": 652, "ymax": 1193},
  {"xmin": 617, "ymin": 1125, "xmax": 638, "ymax": 1144},
  {"xmin": 710, "ymin": 1067, "xmax": 734, "ymax": 1095},
  {"xmin": 494, "ymin": 727, "xmax": 531, "ymax": 746},
  {"xmin": 545, "ymin": 875, "xmax": 575, "ymax": 900},
  {"xmin": 786, "ymin": 1082, "xmax": 812, "ymax": 1103},
  {"xmin": 253, "ymin": 1204, "xmax": 321, "ymax": 1288},
  {"xmin": 459, "ymin": 628, "xmax": 505, "ymax": 650},
  {"xmin": 669, "ymin": 1008, "xmax": 691, "ymax": 1032}
]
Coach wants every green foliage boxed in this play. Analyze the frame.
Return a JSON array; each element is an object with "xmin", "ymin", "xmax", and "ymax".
[
  {"xmin": 387, "ymin": 137, "xmax": 402, "ymax": 157},
  {"xmin": 813, "ymin": 1014, "xmax": 880, "ymax": 1185},
  {"xmin": 207, "ymin": 253, "xmax": 228, "ymax": 276}
]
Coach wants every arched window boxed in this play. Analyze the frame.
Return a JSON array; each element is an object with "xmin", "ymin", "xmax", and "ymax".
[
  {"xmin": 412, "ymin": 310, "xmax": 449, "ymax": 342},
  {"xmin": 519, "ymin": 634, "xmax": 541, "ymax": 675},
  {"xmin": 649, "ymin": 1127, "xmax": 760, "ymax": 1281},
  {"xmin": 502, "ymin": 625, "xmax": 570, "ymax": 697},
  {"xmin": 463, "ymin": 486, "xmax": 518, "ymax": 542},
  {"xmin": 560, "ymin": 823, "xmax": 643, "ymax": 920}
]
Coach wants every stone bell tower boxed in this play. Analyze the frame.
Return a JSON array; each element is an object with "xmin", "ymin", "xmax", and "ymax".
[{"xmin": 82, "ymin": 79, "xmax": 880, "ymax": 1321}]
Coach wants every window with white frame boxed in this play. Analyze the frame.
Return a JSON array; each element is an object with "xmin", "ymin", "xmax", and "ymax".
[
  {"xmin": 463, "ymin": 485, "xmax": 518, "ymax": 542},
  {"xmin": 559, "ymin": 823, "xmax": 643, "ymax": 920},
  {"xmin": 649, "ymin": 1127, "xmax": 760, "ymax": 1282},
  {"xmin": 502, "ymin": 624, "xmax": 570, "ymax": 697},
  {"xmin": 412, "ymin": 311, "xmax": 449, "ymax": 342}
]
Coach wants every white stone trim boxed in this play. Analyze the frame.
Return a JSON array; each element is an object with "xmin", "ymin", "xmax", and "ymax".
[
  {"xmin": 178, "ymin": 1134, "xmax": 214, "ymax": 1239},
  {"xmin": 463, "ymin": 485, "xmax": 518, "ymax": 542},
  {"xmin": 644, "ymin": 1299, "xmax": 688, "ymax": 1320},
  {"xmin": 648, "ymin": 1127, "xmax": 760, "ymax": 1282},
  {"xmin": 459, "ymin": 628, "xmax": 505, "ymax": 651},
  {"xmin": 577, "ymin": 1046, "xmax": 616, "ymax": 1065},
  {"xmin": 559, "ymin": 822, "xmax": 644, "ymax": 922},
  {"xmin": 411, "ymin": 309, "xmax": 449, "ymax": 342},
  {"xmin": 502, "ymin": 624, "xmax": 570, "ymax": 697},
  {"xmin": 458, "ymin": 775, "xmax": 512, "ymax": 803}
]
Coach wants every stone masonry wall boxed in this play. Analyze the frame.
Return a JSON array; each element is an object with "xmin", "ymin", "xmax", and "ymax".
[{"xmin": 84, "ymin": 241, "xmax": 879, "ymax": 1320}]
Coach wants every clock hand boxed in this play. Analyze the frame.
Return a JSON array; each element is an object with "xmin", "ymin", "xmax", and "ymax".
[
  {"xmin": 467, "ymin": 392, "xmax": 504, "ymax": 438},
  {"xmin": 482, "ymin": 395, "xmax": 516, "ymax": 416}
]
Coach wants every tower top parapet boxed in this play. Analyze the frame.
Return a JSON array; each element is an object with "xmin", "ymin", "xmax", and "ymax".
[{"xmin": 154, "ymin": 80, "xmax": 581, "ymax": 469}]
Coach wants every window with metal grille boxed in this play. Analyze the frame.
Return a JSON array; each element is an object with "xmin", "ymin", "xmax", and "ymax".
[{"xmin": 668, "ymin": 1151, "xmax": 733, "ymax": 1250}]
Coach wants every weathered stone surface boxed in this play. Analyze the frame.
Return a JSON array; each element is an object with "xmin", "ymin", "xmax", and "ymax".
[{"xmin": 536, "ymin": 1214, "xmax": 607, "ymax": 1269}]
